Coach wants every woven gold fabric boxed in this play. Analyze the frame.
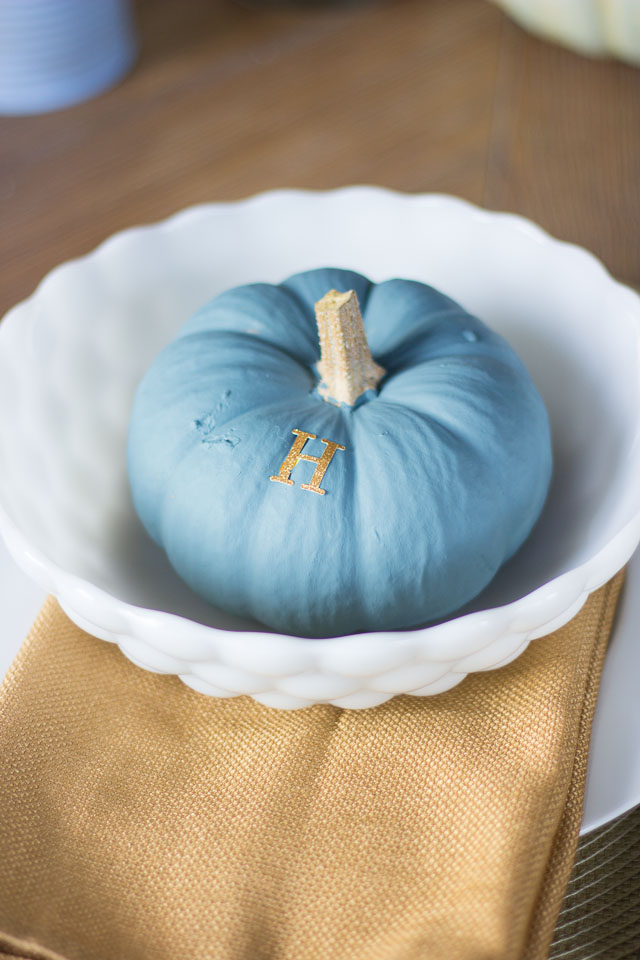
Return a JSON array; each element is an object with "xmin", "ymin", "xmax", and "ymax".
[{"xmin": 0, "ymin": 575, "xmax": 623, "ymax": 960}]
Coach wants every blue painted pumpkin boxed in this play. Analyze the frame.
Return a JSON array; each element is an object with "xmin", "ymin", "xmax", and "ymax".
[{"xmin": 128, "ymin": 268, "xmax": 552, "ymax": 638}]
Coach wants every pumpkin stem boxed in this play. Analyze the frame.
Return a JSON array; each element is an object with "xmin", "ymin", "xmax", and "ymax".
[{"xmin": 314, "ymin": 289, "xmax": 385, "ymax": 406}]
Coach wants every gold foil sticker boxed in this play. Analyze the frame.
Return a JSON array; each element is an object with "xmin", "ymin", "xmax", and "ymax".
[{"xmin": 270, "ymin": 428, "xmax": 345, "ymax": 496}]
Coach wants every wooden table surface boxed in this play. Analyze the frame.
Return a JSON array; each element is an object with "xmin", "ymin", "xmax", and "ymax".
[
  {"xmin": 1, "ymin": 5, "xmax": 639, "ymax": 953},
  {"xmin": 1, "ymin": 0, "xmax": 639, "ymax": 318}
]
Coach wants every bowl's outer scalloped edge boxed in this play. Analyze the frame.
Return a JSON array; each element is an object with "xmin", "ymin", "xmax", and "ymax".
[
  {"xmin": 1, "ymin": 495, "xmax": 638, "ymax": 709},
  {"xmin": 1, "ymin": 187, "xmax": 640, "ymax": 709}
]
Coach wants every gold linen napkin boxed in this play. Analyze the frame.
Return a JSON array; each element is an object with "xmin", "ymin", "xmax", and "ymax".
[{"xmin": 0, "ymin": 574, "xmax": 624, "ymax": 960}]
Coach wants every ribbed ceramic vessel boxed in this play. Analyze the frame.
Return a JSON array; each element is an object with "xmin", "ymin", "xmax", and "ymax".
[
  {"xmin": 1, "ymin": 188, "xmax": 639, "ymax": 709},
  {"xmin": 492, "ymin": 0, "xmax": 640, "ymax": 64},
  {"xmin": 0, "ymin": 0, "xmax": 137, "ymax": 115}
]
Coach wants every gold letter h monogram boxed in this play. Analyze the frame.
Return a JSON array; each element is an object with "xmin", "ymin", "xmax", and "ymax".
[{"xmin": 270, "ymin": 429, "xmax": 345, "ymax": 496}]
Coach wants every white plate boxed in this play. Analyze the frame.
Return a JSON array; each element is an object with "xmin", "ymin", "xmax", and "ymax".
[
  {"xmin": 583, "ymin": 547, "xmax": 640, "ymax": 832},
  {"xmin": 0, "ymin": 538, "xmax": 44, "ymax": 674},
  {"xmin": 1, "ymin": 537, "xmax": 638, "ymax": 835}
]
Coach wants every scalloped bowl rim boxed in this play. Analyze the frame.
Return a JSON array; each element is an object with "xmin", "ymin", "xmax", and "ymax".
[{"xmin": 1, "ymin": 187, "xmax": 640, "ymax": 706}]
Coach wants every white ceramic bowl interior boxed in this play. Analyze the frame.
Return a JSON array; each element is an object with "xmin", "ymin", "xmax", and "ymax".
[{"xmin": 1, "ymin": 188, "xmax": 639, "ymax": 709}]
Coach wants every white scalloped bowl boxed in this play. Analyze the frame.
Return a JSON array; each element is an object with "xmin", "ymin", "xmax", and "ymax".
[{"xmin": 1, "ymin": 188, "xmax": 640, "ymax": 709}]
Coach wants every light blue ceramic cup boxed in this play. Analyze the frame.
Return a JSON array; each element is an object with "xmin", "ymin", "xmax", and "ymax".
[{"xmin": 0, "ymin": 0, "xmax": 137, "ymax": 115}]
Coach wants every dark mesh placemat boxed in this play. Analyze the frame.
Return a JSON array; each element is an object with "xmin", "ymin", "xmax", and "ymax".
[{"xmin": 549, "ymin": 804, "xmax": 640, "ymax": 959}]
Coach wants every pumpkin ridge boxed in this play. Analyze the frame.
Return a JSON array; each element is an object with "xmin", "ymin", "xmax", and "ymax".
[
  {"xmin": 377, "ymin": 354, "xmax": 531, "ymax": 396},
  {"xmin": 280, "ymin": 267, "xmax": 374, "ymax": 313},
  {"xmin": 180, "ymin": 281, "xmax": 320, "ymax": 364},
  {"xmin": 276, "ymin": 281, "xmax": 315, "ymax": 322},
  {"xmin": 366, "ymin": 396, "xmax": 465, "ymax": 446},
  {"xmin": 174, "ymin": 327, "xmax": 319, "ymax": 371},
  {"xmin": 373, "ymin": 312, "xmax": 485, "ymax": 366},
  {"xmin": 362, "ymin": 278, "xmax": 469, "ymax": 356}
]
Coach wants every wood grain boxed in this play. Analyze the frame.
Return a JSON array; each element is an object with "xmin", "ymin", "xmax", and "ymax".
[{"xmin": 0, "ymin": 0, "xmax": 638, "ymax": 318}]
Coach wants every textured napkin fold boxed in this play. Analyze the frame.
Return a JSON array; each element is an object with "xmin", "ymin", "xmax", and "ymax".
[{"xmin": 0, "ymin": 574, "xmax": 624, "ymax": 960}]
